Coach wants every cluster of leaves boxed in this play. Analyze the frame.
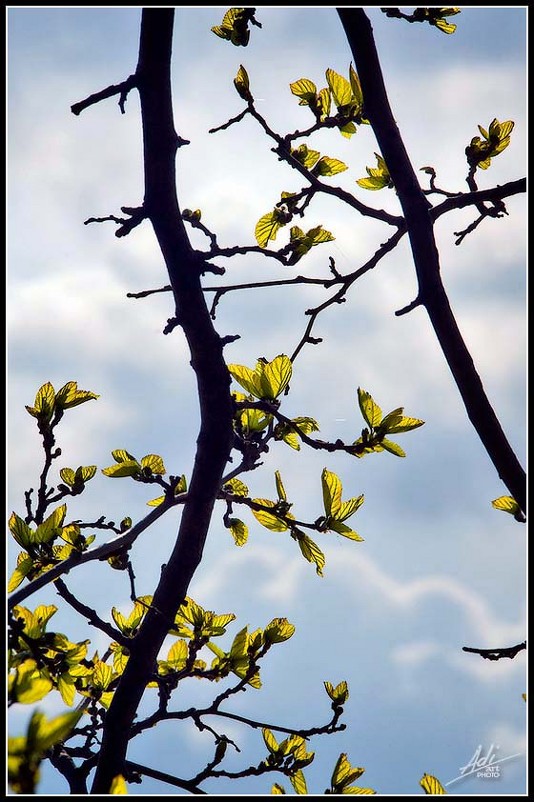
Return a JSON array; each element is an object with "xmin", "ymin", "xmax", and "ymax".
[
  {"xmin": 8, "ymin": 708, "xmax": 83, "ymax": 794},
  {"xmin": 354, "ymin": 387, "xmax": 425, "ymax": 458},
  {"xmin": 380, "ymin": 7, "xmax": 461, "ymax": 35},
  {"xmin": 465, "ymin": 118, "xmax": 514, "ymax": 171},
  {"xmin": 289, "ymin": 64, "xmax": 368, "ymax": 135},
  {"xmin": 211, "ymin": 7, "xmax": 261, "ymax": 47}
]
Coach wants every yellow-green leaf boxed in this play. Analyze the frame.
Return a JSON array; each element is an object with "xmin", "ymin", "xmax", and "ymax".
[
  {"xmin": 102, "ymin": 461, "xmax": 141, "ymax": 478},
  {"xmin": 272, "ymin": 784, "xmax": 286, "ymax": 794},
  {"xmin": 261, "ymin": 355, "xmax": 292, "ymax": 399},
  {"xmin": 380, "ymin": 439, "xmax": 406, "ymax": 458},
  {"xmin": 228, "ymin": 518, "xmax": 249, "ymax": 546},
  {"xmin": 291, "ymin": 144, "xmax": 321, "ymax": 169},
  {"xmin": 228, "ymin": 363, "xmax": 263, "ymax": 398},
  {"xmin": 224, "ymin": 477, "xmax": 249, "ymax": 496},
  {"xmin": 275, "ymin": 470, "xmax": 287, "ymax": 502},
  {"xmin": 55, "ymin": 381, "xmax": 99, "ymax": 409},
  {"xmin": 110, "ymin": 774, "xmax": 128, "ymax": 794},
  {"xmin": 255, "ymin": 211, "xmax": 285, "ymax": 248},
  {"xmin": 252, "ymin": 500, "xmax": 288, "ymax": 532},
  {"xmin": 329, "ymin": 520, "xmax": 365, "ymax": 542},
  {"xmin": 234, "ymin": 64, "xmax": 252, "ymax": 101},
  {"xmin": 263, "ymin": 728, "xmax": 279, "ymax": 755},
  {"xmin": 34, "ymin": 504, "xmax": 67, "ymax": 544},
  {"xmin": 57, "ymin": 674, "xmax": 77, "ymax": 707},
  {"xmin": 338, "ymin": 495, "xmax": 364, "ymax": 521},
  {"xmin": 357, "ymin": 388, "xmax": 382, "ymax": 428},
  {"xmin": 32, "ymin": 708, "xmax": 83, "ymax": 753},
  {"xmin": 141, "ymin": 454, "xmax": 166, "ymax": 475},
  {"xmin": 29, "ymin": 382, "xmax": 56, "ymax": 421},
  {"xmin": 491, "ymin": 495, "xmax": 519, "ymax": 513},
  {"xmin": 420, "ymin": 774, "xmax": 447, "ymax": 794},
  {"xmin": 9, "ymin": 513, "xmax": 34, "ymax": 549},
  {"xmin": 289, "ymin": 78, "xmax": 317, "ymax": 103},
  {"xmin": 264, "ymin": 617, "xmax": 296, "ymax": 643},
  {"xmin": 290, "ymin": 769, "xmax": 308, "ymax": 795},
  {"xmin": 321, "ymin": 468, "xmax": 343, "ymax": 518},
  {"xmin": 8, "ymin": 556, "xmax": 34, "ymax": 592},
  {"xmin": 313, "ymin": 156, "xmax": 348, "ymax": 177},
  {"xmin": 326, "ymin": 68, "xmax": 352, "ymax": 108},
  {"xmin": 295, "ymin": 531, "xmax": 326, "ymax": 576}
]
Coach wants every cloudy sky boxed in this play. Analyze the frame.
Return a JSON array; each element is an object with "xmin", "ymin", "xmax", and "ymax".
[{"xmin": 7, "ymin": 6, "xmax": 527, "ymax": 796}]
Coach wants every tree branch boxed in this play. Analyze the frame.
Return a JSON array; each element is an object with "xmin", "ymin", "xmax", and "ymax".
[
  {"xmin": 90, "ymin": 9, "xmax": 234, "ymax": 792},
  {"xmin": 337, "ymin": 8, "xmax": 526, "ymax": 515}
]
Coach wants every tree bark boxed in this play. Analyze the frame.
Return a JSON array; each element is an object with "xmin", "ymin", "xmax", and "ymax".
[
  {"xmin": 91, "ymin": 9, "xmax": 234, "ymax": 792},
  {"xmin": 337, "ymin": 8, "xmax": 526, "ymax": 515}
]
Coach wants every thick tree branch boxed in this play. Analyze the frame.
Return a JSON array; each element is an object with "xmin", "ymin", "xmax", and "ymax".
[
  {"xmin": 337, "ymin": 8, "xmax": 526, "ymax": 515},
  {"xmin": 90, "ymin": 10, "xmax": 234, "ymax": 792}
]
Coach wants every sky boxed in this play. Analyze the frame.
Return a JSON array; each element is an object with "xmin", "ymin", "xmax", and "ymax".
[{"xmin": 7, "ymin": 5, "xmax": 527, "ymax": 796}]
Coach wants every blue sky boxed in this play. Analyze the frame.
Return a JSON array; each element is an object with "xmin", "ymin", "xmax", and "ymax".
[{"xmin": 7, "ymin": 6, "xmax": 527, "ymax": 796}]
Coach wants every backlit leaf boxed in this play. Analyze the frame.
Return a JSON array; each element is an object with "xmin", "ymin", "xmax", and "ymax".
[
  {"xmin": 110, "ymin": 775, "xmax": 128, "ymax": 794},
  {"xmin": 224, "ymin": 477, "xmax": 249, "ymax": 496},
  {"xmin": 251, "ymin": 499, "xmax": 289, "ymax": 531},
  {"xmin": 380, "ymin": 439, "xmax": 406, "ymax": 458},
  {"xmin": 264, "ymin": 617, "xmax": 295, "ymax": 643},
  {"xmin": 234, "ymin": 64, "xmax": 252, "ymax": 101},
  {"xmin": 295, "ymin": 531, "xmax": 325, "ymax": 576},
  {"xmin": 290, "ymin": 770, "xmax": 308, "ymax": 795},
  {"xmin": 8, "ymin": 556, "xmax": 34, "ymax": 592},
  {"xmin": 229, "ymin": 518, "xmax": 248, "ymax": 546},
  {"xmin": 255, "ymin": 211, "xmax": 284, "ymax": 248},
  {"xmin": 326, "ymin": 68, "xmax": 352, "ymax": 108},
  {"xmin": 32, "ymin": 708, "xmax": 83, "ymax": 753},
  {"xmin": 262, "ymin": 728, "xmax": 279, "ymax": 755},
  {"xmin": 141, "ymin": 454, "xmax": 166, "ymax": 475},
  {"xmin": 289, "ymin": 78, "xmax": 317, "ymax": 104},
  {"xmin": 329, "ymin": 520, "xmax": 365, "ymax": 541},
  {"xmin": 227, "ymin": 363, "xmax": 263, "ymax": 398},
  {"xmin": 491, "ymin": 495, "xmax": 521, "ymax": 516},
  {"xmin": 384, "ymin": 415, "xmax": 425, "ymax": 434},
  {"xmin": 55, "ymin": 381, "xmax": 99, "ymax": 409},
  {"xmin": 261, "ymin": 354, "xmax": 292, "ymax": 399},
  {"xmin": 27, "ymin": 382, "xmax": 56, "ymax": 422},
  {"xmin": 102, "ymin": 461, "xmax": 141, "ymax": 478},
  {"xmin": 34, "ymin": 504, "xmax": 67, "ymax": 544},
  {"xmin": 9, "ymin": 513, "xmax": 34, "ymax": 549},
  {"xmin": 338, "ymin": 495, "xmax": 364, "ymax": 521},
  {"xmin": 420, "ymin": 774, "xmax": 447, "ymax": 794},
  {"xmin": 313, "ymin": 156, "xmax": 348, "ymax": 177},
  {"xmin": 357, "ymin": 388, "xmax": 382, "ymax": 428},
  {"xmin": 321, "ymin": 468, "xmax": 343, "ymax": 518}
]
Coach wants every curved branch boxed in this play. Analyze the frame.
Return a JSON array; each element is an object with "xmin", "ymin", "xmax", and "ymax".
[
  {"xmin": 90, "ymin": 10, "xmax": 234, "ymax": 792},
  {"xmin": 337, "ymin": 8, "xmax": 526, "ymax": 515}
]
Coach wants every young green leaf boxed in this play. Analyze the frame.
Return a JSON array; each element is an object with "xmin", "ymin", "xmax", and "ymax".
[
  {"xmin": 325, "ymin": 68, "xmax": 353, "ymax": 108},
  {"xmin": 264, "ymin": 617, "xmax": 295, "ymax": 643},
  {"xmin": 312, "ymin": 156, "xmax": 348, "ymax": 177},
  {"xmin": 357, "ymin": 388, "xmax": 382, "ymax": 428},
  {"xmin": 140, "ymin": 454, "xmax": 166, "ymax": 475},
  {"xmin": 290, "ymin": 769, "xmax": 308, "ymax": 794},
  {"xmin": 110, "ymin": 775, "xmax": 128, "ymax": 795},
  {"xmin": 321, "ymin": 468, "xmax": 343, "ymax": 518},
  {"xmin": 420, "ymin": 773, "xmax": 447, "ymax": 794},
  {"xmin": 380, "ymin": 439, "xmax": 406, "ymax": 458},
  {"xmin": 294, "ymin": 531, "xmax": 326, "ymax": 576},
  {"xmin": 356, "ymin": 153, "xmax": 393, "ymax": 190},
  {"xmin": 228, "ymin": 518, "xmax": 249, "ymax": 546},
  {"xmin": 25, "ymin": 382, "xmax": 56, "ymax": 422},
  {"xmin": 251, "ymin": 499, "xmax": 289, "ymax": 532},
  {"xmin": 491, "ymin": 495, "xmax": 521, "ymax": 517},
  {"xmin": 55, "ymin": 381, "xmax": 99, "ymax": 410},
  {"xmin": 234, "ymin": 64, "xmax": 253, "ymax": 101},
  {"xmin": 289, "ymin": 77, "xmax": 318, "ymax": 105}
]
